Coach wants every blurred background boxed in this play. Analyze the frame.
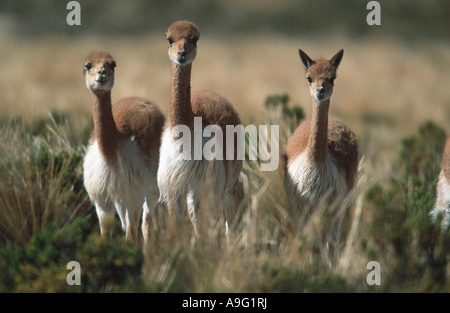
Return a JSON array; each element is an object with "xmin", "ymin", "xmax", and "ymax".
[{"xmin": 1, "ymin": 0, "xmax": 449, "ymax": 40}]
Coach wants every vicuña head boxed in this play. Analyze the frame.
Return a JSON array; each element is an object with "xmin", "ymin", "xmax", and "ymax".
[
  {"xmin": 83, "ymin": 51, "xmax": 116, "ymax": 93},
  {"xmin": 166, "ymin": 21, "xmax": 200, "ymax": 66},
  {"xmin": 299, "ymin": 48, "xmax": 343, "ymax": 102}
]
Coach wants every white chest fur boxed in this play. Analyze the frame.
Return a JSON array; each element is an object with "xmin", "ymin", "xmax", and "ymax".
[
  {"xmin": 83, "ymin": 138, "xmax": 154, "ymax": 209},
  {"xmin": 286, "ymin": 151, "xmax": 348, "ymax": 211},
  {"xmin": 432, "ymin": 170, "xmax": 450, "ymax": 228},
  {"xmin": 157, "ymin": 127, "xmax": 227, "ymax": 204}
]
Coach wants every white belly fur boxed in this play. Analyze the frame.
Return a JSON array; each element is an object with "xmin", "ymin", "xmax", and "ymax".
[
  {"xmin": 286, "ymin": 151, "xmax": 348, "ymax": 213},
  {"xmin": 83, "ymin": 138, "xmax": 156, "ymax": 210},
  {"xmin": 431, "ymin": 170, "xmax": 450, "ymax": 229},
  {"xmin": 157, "ymin": 128, "xmax": 229, "ymax": 205}
]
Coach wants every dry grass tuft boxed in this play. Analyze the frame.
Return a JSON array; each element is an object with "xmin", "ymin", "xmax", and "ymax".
[{"xmin": 0, "ymin": 116, "xmax": 91, "ymax": 245}]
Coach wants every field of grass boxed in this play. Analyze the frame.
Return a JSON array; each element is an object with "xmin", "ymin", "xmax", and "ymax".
[{"xmin": 0, "ymin": 3, "xmax": 449, "ymax": 293}]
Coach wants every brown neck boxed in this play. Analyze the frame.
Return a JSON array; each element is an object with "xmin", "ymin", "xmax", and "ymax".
[
  {"xmin": 169, "ymin": 62, "xmax": 194, "ymax": 129},
  {"xmin": 91, "ymin": 91, "xmax": 119, "ymax": 162},
  {"xmin": 307, "ymin": 98, "xmax": 329, "ymax": 163}
]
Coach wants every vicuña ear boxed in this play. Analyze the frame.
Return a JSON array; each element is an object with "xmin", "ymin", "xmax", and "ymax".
[
  {"xmin": 298, "ymin": 49, "xmax": 314, "ymax": 70},
  {"xmin": 330, "ymin": 49, "xmax": 344, "ymax": 68}
]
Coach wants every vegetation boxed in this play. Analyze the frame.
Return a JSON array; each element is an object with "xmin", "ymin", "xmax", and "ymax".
[
  {"xmin": 0, "ymin": 106, "xmax": 447, "ymax": 292},
  {"xmin": 3, "ymin": 0, "xmax": 449, "ymax": 42},
  {"xmin": 260, "ymin": 266, "xmax": 354, "ymax": 293},
  {"xmin": 0, "ymin": 113, "xmax": 91, "ymax": 246},
  {"xmin": 362, "ymin": 121, "xmax": 449, "ymax": 292},
  {"xmin": 264, "ymin": 93, "xmax": 304, "ymax": 132},
  {"xmin": 0, "ymin": 217, "xmax": 145, "ymax": 292}
]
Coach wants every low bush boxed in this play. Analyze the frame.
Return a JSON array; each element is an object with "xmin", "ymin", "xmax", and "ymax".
[
  {"xmin": 363, "ymin": 121, "xmax": 449, "ymax": 292},
  {"xmin": 0, "ymin": 217, "xmax": 144, "ymax": 292}
]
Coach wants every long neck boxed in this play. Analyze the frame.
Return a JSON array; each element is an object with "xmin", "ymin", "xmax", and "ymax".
[
  {"xmin": 169, "ymin": 62, "xmax": 194, "ymax": 129},
  {"xmin": 91, "ymin": 91, "xmax": 119, "ymax": 162},
  {"xmin": 307, "ymin": 98, "xmax": 329, "ymax": 163}
]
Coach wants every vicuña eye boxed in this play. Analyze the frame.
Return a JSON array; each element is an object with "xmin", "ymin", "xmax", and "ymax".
[
  {"xmin": 330, "ymin": 77, "xmax": 336, "ymax": 84},
  {"xmin": 84, "ymin": 63, "xmax": 92, "ymax": 71},
  {"xmin": 192, "ymin": 37, "xmax": 199, "ymax": 46},
  {"xmin": 167, "ymin": 38, "xmax": 174, "ymax": 46},
  {"xmin": 306, "ymin": 77, "xmax": 312, "ymax": 84}
]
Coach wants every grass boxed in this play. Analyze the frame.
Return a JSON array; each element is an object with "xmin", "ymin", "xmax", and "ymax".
[
  {"xmin": 0, "ymin": 34, "xmax": 449, "ymax": 292},
  {"xmin": 0, "ymin": 114, "xmax": 92, "ymax": 246},
  {"xmin": 0, "ymin": 107, "xmax": 448, "ymax": 292}
]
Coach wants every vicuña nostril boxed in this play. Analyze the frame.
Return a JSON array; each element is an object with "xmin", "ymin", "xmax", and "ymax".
[
  {"xmin": 96, "ymin": 68, "xmax": 108, "ymax": 81},
  {"xmin": 178, "ymin": 50, "xmax": 187, "ymax": 62}
]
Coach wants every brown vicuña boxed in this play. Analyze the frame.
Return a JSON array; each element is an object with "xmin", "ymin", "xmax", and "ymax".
[
  {"xmin": 82, "ymin": 51, "xmax": 165, "ymax": 244},
  {"xmin": 284, "ymin": 49, "xmax": 358, "ymax": 229},
  {"xmin": 431, "ymin": 137, "xmax": 450, "ymax": 230},
  {"xmin": 157, "ymin": 21, "xmax": 242, "ymax": 239}
]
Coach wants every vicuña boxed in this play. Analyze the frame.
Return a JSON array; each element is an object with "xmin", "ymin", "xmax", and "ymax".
[
  {"xmin": 157, "ymin": 21, "xmax": 243, "ymax": 239},
  {"xmin": 284, "ymin": 48, "xmax": 358, "ymax": 230},
  {"xmin": 82, "ymin": 51, "xmax": 165, "ymax": 244}
]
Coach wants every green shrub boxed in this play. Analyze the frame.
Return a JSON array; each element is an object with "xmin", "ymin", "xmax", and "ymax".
[
  {"xmin": 264, "ymin": 93, "xmax": 304, "ymax": 132},
  {"xmin": 260, "ymin": 266, "xmax": 354, "ymax": 293},
  {"xmin": 363, "ymin": 121, "xmax": 450, "ymax": 292},
  {"xmin": 0, "ymin": 217, "xmax": 144, "ymax": 292}
]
